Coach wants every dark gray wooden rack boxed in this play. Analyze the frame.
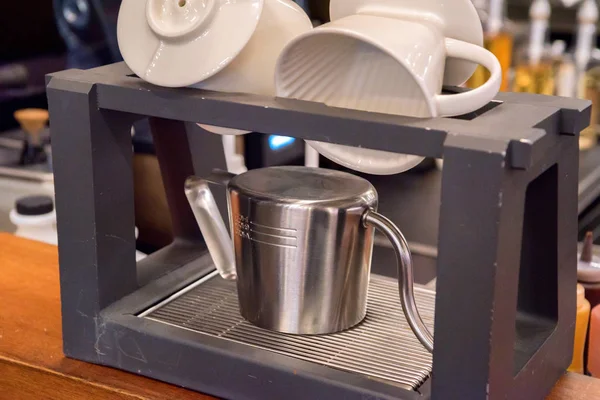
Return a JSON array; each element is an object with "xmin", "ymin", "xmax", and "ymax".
[{"xmin": 46, "ymin": 62, "xmax": 590, "ymax": 400}]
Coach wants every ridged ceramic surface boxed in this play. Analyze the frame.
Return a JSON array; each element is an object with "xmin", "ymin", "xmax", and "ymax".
[
  {"xmin": 329, "ymin": 0, "xmax": 483, "ymax": 86},
  {"xmin": 276, "ymin": 33, "xmax": 432, "ymax": 175}
]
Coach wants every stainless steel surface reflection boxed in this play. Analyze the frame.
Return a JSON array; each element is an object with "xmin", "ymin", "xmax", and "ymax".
[
  {"xmin": 229, "ymin": 167, "xmax": 377, "ymax": 335},
  {"xmin": 186, "ymin": 166, "xmax": 433, "ymax": 351}
]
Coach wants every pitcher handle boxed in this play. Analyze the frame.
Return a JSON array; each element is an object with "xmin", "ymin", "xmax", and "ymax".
[
  {"xmin": 185, "ymin": 175, "xmax": 237, "ymax": 280},
  {"xmin": 363, "ymin": 210, "xmax": 434, "ymax": 353}
]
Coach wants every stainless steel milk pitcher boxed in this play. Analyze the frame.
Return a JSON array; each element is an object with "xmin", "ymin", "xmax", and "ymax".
[{"xmin": 185, "ymin": 166, "xmax": 433, "ymax": 352}]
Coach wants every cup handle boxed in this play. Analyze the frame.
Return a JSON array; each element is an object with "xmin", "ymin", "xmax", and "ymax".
[
  {"xmin": 434, "ymin": 38, "xmax": 502, "ymax": 117},
  {"xmin": 363, "ymin": 210, "xmax": 434, "ymax": 353}
]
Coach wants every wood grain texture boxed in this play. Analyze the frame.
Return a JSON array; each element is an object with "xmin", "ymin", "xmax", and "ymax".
[
  {"xmin": 1, "ymin": 232, "xmax": 600, "ymax": 399},
  {"xmin": 548, "ymin": 372, "xmax": 600, "ymax": 400},
  {"xmin": 0, "ymin": 233, "xmax": 214, "ymax": 400}
]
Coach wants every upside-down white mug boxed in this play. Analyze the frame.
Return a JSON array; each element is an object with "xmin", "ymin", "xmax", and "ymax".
[
  {"xmin": 117, "ymin": 0, "xmax": 312, "ymax": 136},
  {"xmin": 195, "ymin": 0, "xmax": 312, "ymax": 135},
  {"xmin": 275, "ymin": 14, "xmax": 501, "ymax": 175}
]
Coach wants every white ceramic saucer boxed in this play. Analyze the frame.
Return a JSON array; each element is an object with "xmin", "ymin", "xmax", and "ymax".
[
  {"xmin": 329, "ymin": 0, "xmax": 483, "ymax": 86},
  {"xmin": 117, "ymin": 0, "xmax": 264, "ymax": 88},
  {"xmin": 308, "ymin": 142, "xmax": 426, "ymax": 175}
]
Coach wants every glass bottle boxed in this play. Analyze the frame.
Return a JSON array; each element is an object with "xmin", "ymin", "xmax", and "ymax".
[
  {"xmin": 568, "ymin": 284, "xmax": 591, "ymax": 374},
  {"xmin": 588, "ymin": 304, "xmax": 600, "ymax": 377},
  {"xmin": 556, "ymin": 51, "xmax": 576, "ymax": 98},
  {"xmin": 580, "ymin": 68, "xmax": 600, "ymax": 150},
  {"xmin": 512, "ymin": 0, "xmax": 555, "ymax": 95},
  {"xmin": 578, "ymin": 232, "xmax": 600, "ymax": 309},
  {"xmin": 467, "ymin": 0, "xmax": 513, "ymax": 91},
  {"xmin": 550, "ymin": 40, "xmax": 567, "ymax": 82},
  {"xmin": 574, "ymin": 0, "xmax": 599, "ymax": 150}
]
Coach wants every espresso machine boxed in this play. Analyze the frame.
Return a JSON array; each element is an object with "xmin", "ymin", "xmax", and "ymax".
[{"xmin": 47, "ymin": 62, "xmax": 589, "ymax": 399}]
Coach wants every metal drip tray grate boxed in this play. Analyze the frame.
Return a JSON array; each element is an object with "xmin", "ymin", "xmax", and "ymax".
[{"xmin": 141, "ymin": 272, "xmax": 435, "ymax": 391}]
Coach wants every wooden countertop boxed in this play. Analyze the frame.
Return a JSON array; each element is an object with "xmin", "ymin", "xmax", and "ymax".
[
  {"xmin": 0, "ymin": 232, "xmax": 598, "ymax": 399},
  {"xmin": 0, "ymin": 233, "xmax": 214, "ymax": 400}
]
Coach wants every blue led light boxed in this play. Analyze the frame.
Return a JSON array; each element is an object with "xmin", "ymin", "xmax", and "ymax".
[{"xmin": 268, "ymin": 135, "xmax": 295, "ymax": 151}]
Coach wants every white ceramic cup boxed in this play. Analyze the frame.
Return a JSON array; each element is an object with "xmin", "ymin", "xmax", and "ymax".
[
  {"xmin": 195, "ymin": 0, "xmax": 312, "ymax": 135},
  {"xmin": 118, "ymin": 0, "xmax": 265, "ymax": 88},
  {"xmin": 275, "ymin": 14, "xmax": 501, "ymax": 175},
  {"xmin": 118, "ymin": 0, "xmax": 312, "ymax": 136}
]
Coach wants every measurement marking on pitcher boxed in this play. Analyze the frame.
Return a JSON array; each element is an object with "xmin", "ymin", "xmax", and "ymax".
[
  {"xmin": 235, "ymin": 215, "xmax": 297, "ymax": 248},
  {"xmin": 246, "ymin": 237, "xmax": 297, "ymax": 249},
  {"xmin": 250, "ymin": 220, "xmax": 297, "ymax": 233},
  {"xmin": 248, "ymin": 229, "xmax": 297, "ymax": 241}
]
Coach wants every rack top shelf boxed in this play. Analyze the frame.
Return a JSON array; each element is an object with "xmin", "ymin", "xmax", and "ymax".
[{"xmin": 47, "ymin": 62, "xmax": 591, "ymax": 171}]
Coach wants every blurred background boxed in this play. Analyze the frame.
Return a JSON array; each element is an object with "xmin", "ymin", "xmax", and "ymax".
[{"xmin": 2, "ymin": 0, "xmax": 600, "ymax": 281}]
